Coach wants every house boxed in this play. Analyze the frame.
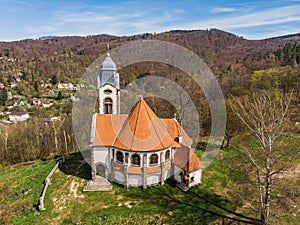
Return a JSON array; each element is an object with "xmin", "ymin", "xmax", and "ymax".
[
  {"xmin": 87, "ymin": 53, "xmax": 202, "ymax": 191},
  {"xmin": 40, "ymin": 82, "xmax": 53, "ymax": 90},
  {"xmin": 50, "ymin": 116, "xmax": 61, "ymax": 122},
  {"xmin": 32, "ymin": 98, "xmax": 41, "ymax": 106},
  {"xmin": 7, "ymin": 91, "xmax": 12, "ymax": 100},
  {"xmin": 42, "ymin": 101, "xmax": 52, "ymax": 108},
  {"xmin": 14, "ymin": 76, "xmax": 21, "ymax": 82},
  {"xmin": 58, "ymin": 82, "xmax": 74, "ymax": 90},
  {"xmin": 0, "ymin": 83, "xmax": 4, "ymax": 88},
  {"xmin": 9, "ymin": 112, "xmax": 30, "ymax": 122},
  {"xmin": 13, "ymin": 100, "xmax": 26, "ymax": 107},
  {"xmin": 9, "ymin": 82, "xmax": 17, "ymax": 88}
]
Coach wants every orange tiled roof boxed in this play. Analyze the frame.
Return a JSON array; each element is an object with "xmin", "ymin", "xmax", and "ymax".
[
  {"xmin": 113, "ymin": 99, "xmax": 174, "ymax": 151},
  {"xmin": 93, "ymin": 114, "xmax": 127, "ymax": 146},
  {"xmin": 174, "ymin": 145, "xmax": 201, "ymax": 172},
  {"xmin": 162, "ymin": 119, "xmax": 193, "ymax": 147},
  {"xmin": 93, "ymin": 99, "xmax": 193, "ymax": 151}
]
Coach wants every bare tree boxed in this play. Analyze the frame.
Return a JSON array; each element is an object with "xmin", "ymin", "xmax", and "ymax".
[
  {"xmin": 229, "ymin": 91, "xmax": 298, "ymax": 225},
  {"xmin": 0, "ymin": 125, "xmax": 9, "ymax": 160}
]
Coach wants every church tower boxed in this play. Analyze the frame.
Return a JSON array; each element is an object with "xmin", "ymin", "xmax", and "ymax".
[{"xmin": 97, "ymin": 51, "xmax": 120, "ymax": 114}]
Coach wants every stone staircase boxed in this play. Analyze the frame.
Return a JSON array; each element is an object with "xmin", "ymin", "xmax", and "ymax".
[
  {"xmin": 83, "ymin": 176, "xmax": 112, "ymax": 191},
  {"xmin": 176, "ymin": 183, "xmax": 189, "ymax": 192}
]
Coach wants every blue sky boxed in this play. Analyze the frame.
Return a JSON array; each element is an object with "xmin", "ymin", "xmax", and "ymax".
[{"xmin": 0, "ymin": 0, "xmax": 300, "ymax": 41}]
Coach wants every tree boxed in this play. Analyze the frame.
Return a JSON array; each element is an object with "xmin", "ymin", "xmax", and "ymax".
[
  {"xmin": 222, "ymin": 100, "xmax": 244, "ymax": 148},
  {"xmin": 34, "ymin": 81, "xmax": 39, "ymax": 92},
  {"xmin": 56, "ymin": 91, "xmax": 63, "ymax": 100},
  {"xmin": 0, "ymin": 88, "xmax": 7, "ymax": 106},
  {"xmin": 229, "ymin": 91, "xmax": 298, "ymax": 225},
  {"xmin": 51, "ymin": 75, "xmax": 58, "ymax": 85}
]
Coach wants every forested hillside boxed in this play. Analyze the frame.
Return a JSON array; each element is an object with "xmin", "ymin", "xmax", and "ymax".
[{"xmin": 0, "ymin": 29, "xmax": 300, "ymax": 165}]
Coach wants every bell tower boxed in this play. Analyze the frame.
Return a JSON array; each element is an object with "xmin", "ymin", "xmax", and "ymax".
[{"xmin": 97, "ymin": 50, "xmax": 120, "ymax": 114}]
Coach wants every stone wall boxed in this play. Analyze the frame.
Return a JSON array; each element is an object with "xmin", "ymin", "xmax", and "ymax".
[{"xmin": 38, "ymin": 159, "xmax": 61, "ymax": 210}]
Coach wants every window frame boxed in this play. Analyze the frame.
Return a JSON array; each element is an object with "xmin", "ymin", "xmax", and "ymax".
[
  {"xmin": 104, "ymin": 97, "xmax": 113, "ymax": 114},
  {"xmin": 131, "ymin": 154, "xmax": 141, "ymax": 167},
  {"xmin": 165, "ymin": 150, "xmax": 170, "ymax": 161},
  {"xmin": 116, "ymin": 151, "xmax": 124, "ymax": 164},
  {"xmin": 149, "ymin": 154, "xmax": 159, "ymax": 166}
]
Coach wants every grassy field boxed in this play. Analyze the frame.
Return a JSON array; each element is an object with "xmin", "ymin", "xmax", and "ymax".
[
  {"xmin": 0, "ymin": 160, "xmax": 56, "ymax": 224},
  {"xmin": 0, "ymin": 140, "xmax": 299, "ymax": 225}
]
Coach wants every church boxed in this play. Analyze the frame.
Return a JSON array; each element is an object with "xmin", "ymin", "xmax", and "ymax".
[{"xmin": 89, "ymin": 52, "xmax": 202, "ymax": 190}]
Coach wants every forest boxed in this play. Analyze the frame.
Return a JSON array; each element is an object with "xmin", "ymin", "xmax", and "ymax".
[
  {"xmin": 0, "ymin": 29, "xmax": 299, "ymax": 225},
  {"xmin": 0, "ymin": 29, "xmax": 299, "ymax": 165}
]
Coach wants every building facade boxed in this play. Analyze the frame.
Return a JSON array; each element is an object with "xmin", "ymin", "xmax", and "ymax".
[{"xmin": 89, "ymin": 53, "xmax": 202, "ymax": 190}]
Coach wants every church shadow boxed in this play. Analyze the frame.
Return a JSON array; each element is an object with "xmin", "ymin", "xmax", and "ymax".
[
  {"xmin": 122, "ymin": 182, "xmax": 260, "ymax": 225},
  {"xmin": 58, "ymin": 150, "xmax": 92, "ymax": 180}
]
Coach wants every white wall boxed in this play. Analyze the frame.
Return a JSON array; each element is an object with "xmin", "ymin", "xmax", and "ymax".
[
  {"xmin": 94, "ymin": 147, "xmax": 109, "ymax": 169},
  {"xmin": 9, "ymin": 114, "xmax": 30, "ymax": 122},
  {"xmin": 173, "ymin": 165, "xmax": 182, "ymax": 183},
  {"xmin": 189, "ymin": 170, "xmax": 202, "ymax": 187},
  {"xmin": 114, "ymin": 171, "xmax": 124, "ymax": 184},
  {"xmin": 164, "ymin": 170, "xmax": 171, "ymax": 180},
  {"xmin": 99, "ymin": 84, "xmax": 119, "ymax": 114},
  {"xmin": 128, "ymin": 174, "xmax": 143, "ymax": 187},
  {"xmin": 147, "ymin": 174, "xmax": 160, "ymax": 185}
]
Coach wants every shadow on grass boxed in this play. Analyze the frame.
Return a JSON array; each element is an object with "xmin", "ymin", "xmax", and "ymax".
[
  {"xmin": 58, "ymin": 150, "xmax": 91, "ymax": 180},
  {"xmin": 122, "ymin": 181, "xmax": 262, "ymax": 225}
]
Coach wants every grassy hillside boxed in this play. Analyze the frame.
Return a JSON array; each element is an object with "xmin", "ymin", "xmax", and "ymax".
[
  {"xmin": 0, "ymin": 160, "xmax": 56, "ymax": 224},
  {"xmin": 1, "ymin": 143, "xmax": 299, "ymax": 225},
  {"xmin": 0, "ymin": 150, "xmax": 239, "ymax": 225}
]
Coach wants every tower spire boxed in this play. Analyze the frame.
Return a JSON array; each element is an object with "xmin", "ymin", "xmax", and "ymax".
[
  {"xmin": 107, "ymin": 43, "xmax": 110, "ymax": 56},
  {"xmin": 141, "ymin": 86, "xmax": 145, "ymax": 100}
]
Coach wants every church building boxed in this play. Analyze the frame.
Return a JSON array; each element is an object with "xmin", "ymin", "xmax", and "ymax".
[{"xmin": 89, "ymin": 52, "xmax": 202, "ymax": 190}]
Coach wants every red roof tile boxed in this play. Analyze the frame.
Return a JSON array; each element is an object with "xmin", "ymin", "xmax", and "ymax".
[
  {"xmin": 174, "ymin": 145, "xmax": 201, "ymax": 172},
  {"xmin": 162, "ymin": 119, "xmax": 193, "ymax": 147},
  {"xmin": 93, "ymin": 114, "xmax": 127, "ymax": 146},
  {"xmin": 93, "ymin": 100, "xmax": 193, "ymax": 152},
  {"xmin": 113, "ymin": 99, "xmax": 174, "ymax": 151}
]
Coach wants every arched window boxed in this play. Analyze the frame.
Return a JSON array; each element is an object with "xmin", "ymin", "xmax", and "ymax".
[
  {"xmin": 104, "ymin": 98, "xmax": 113, "ymax": 114},
  {"xmin": 104, "ymin": 89, "xmax": 112, "ymax": 94},
  {"xmin": 165, "ymin": 150, "xmax": 170, "ymax": 161},
  {"xmin": 116, "ymin": 151, "xmax": 123, "ymax": 164},
  {"xmin": 131, "ymin": 154, "xmax": 140, "ymax": 167},
  {"xmin": 150, "ymin": 154, "xmax": 158, "ymax": 165}
]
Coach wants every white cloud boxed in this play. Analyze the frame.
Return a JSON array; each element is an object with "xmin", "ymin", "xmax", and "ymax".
[
  {"xmin": 177, "ymin": 5, "xmax": 300, "ymax": 30},
  {"xmin": 21, "ymin": 2, "xmax": 300, "ymax": 40},
  {"xmin": 210, "ymin": 7, "xmax": 238, "ymax": 13}
]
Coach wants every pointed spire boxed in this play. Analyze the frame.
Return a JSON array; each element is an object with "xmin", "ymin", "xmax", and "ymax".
[
  {"xmin": 113, "ymin": 99, "xmax": 174, "ymax": 151},
  {"xmin": 141, "ymin": 86, "xmax": 145, "ymax": 100}
]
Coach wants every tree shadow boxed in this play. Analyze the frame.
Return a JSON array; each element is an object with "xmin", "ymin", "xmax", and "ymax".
[
  {"xmin": 122, "ymin": 181, "xmax": 261, "ymax": 225},
  {"xmin": 58, "ymin": 150, "xmax": 91, "ymax": 180}
]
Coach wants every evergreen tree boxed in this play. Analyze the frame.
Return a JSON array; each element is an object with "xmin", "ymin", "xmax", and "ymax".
[
  {"xmin": 0, "ymin": 89, "xmax": 7, "ymax": 106},
  {"xmin": 34, "ymin": 81, "xmax": 39, "ymax": 92},
  {"xmin": 56, "ymin": 91, "xmax": 63, "ymax": 100},
  {"xmin": 51, "ymin": 75, "xmax": 58, "ymax": 85}
]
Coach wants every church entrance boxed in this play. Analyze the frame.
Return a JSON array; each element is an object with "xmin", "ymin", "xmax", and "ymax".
[{"xmin": 96, "ymin": 164, "xmax": 106, "ymax": 178}]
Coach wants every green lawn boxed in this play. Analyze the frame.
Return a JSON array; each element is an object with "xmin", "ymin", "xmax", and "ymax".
[
  {"xmin": 0, "ymin": 160, "xmax": 56, "ymax": 224},
  {"xmin": 0, "ymin": 141, "xmax": 299, "ymax": 225}
]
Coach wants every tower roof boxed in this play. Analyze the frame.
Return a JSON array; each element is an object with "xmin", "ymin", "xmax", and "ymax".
[
  {"xmin": 101, "ymin": 53, "xmax": 117, "ymax": 71},
  {"xmin": 113, "ymin": 99, "xmax": 174, "ymax": 151},
  {"xmin": 98, "ymin": 52, "xmax": 119, "ymax": 89}
]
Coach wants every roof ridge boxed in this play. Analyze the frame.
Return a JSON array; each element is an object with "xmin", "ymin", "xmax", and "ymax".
[
  {"xmin": 130, "ymin": 100, "xmax": 142, "ymax": 150},
  {"xmin": 113, "ymin": 99, "xmax": 174, "ymax": 151},
  {"xmin": 143, "ymin": 101, "xmax": 166, "ymax": 149}
]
